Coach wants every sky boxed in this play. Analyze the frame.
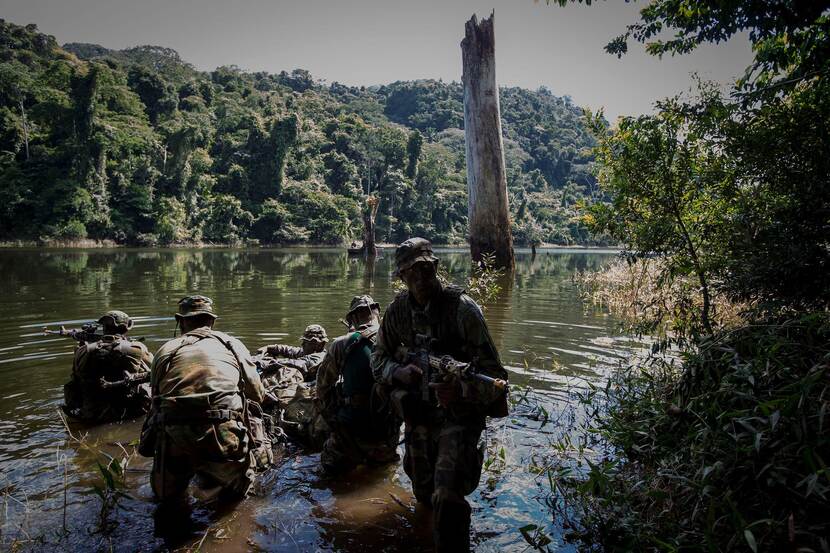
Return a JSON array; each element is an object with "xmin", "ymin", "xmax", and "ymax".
[{"xmin": 0, "ymin": 0, "xmax": 754, "ymax": 121}]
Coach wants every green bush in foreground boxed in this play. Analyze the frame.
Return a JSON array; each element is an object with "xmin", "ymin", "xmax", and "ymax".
[{"xmin": 556, "ymin": 313, "xmax": 830, "ymax": 552}]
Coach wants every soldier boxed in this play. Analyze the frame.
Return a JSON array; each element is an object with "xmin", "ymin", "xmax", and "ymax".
[
  {"xmin": 257, "ymin": 324, "xmax": 328, "ymax": 381},
  {"xmin": 371, "ymin": 238, "xmax": 509, "ymax": 552},
  {"xmin": 62, "ymin": 310, "xmax": 153, "ymax": 423},
  {"xmin": 139, "ymin": 295, "xmax": 273, "ymax": 503},
  {"xmin": 316, "ymin": 295, "xmax": 402, "ymax": 475}
]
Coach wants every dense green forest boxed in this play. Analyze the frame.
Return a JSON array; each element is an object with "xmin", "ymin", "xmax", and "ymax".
[
  {"xmin": 549, "ymin": 0, "xmax": 830, "ymax": 551},
  {"xmin": 0, "ymin": 20, "xmax": 603, "ymax": 246}
]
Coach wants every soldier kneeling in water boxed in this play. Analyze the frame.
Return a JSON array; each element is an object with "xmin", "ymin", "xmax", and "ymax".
[
  {"xmin": 257, "ymin": 324, "xmax": 328, "ymax": 383},
  {"xmin": 316, "ymin": 295, "xmax": 402, "ymax": 475},
  {"xmin": 254, "ymin": 325, "xmax": 331, "ymax": 449},
  {"xmin": 139, "ymin": 296, "xmax": 273, "ymax": 502},
  {"xmin": 62, "ymin": 310, "xmax": 153, "ymax": 423}
]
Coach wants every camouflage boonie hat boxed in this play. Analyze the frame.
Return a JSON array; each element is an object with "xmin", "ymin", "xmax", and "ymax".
[
  {"xmin": 98, "ymin": 310, "xmax": 133, "ymax": 330},
  {"xmin": 301, "ymin": 324, "xmax": 328, "ymax": 343},
  {"xmin": 175, "ymin": 295, "xmax": 218, "ymax": 319},
  {"xmin": 393, "ymin": 237, "xmax": 439, "ymax": 276},
  {"xmin": 346, "ymin": 295, "xmax": 380, "ymax": 318}
]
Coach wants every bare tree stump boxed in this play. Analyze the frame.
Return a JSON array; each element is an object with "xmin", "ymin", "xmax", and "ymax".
[
  {"xmin": 462, "ymin": 12, "xmax": 515, "ymax": 271},
  {"xmin": 362, "ymin": 195, "xmax": 379, "ymax": 257}
]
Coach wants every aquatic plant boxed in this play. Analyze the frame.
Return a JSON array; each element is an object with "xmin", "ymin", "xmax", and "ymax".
[{"xmin": 58, "ymin": 411, "xmax": 136, "ymax": 533}]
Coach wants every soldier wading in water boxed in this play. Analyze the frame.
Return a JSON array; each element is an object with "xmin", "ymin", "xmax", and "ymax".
[
  {"xmin": 257, "ymin": 324, "xmax": 328, "ymax": 382},
  {"xmin": 372, "ymin": 238, "xmax": 509, "ymax": 552},
  {"xmin": 139, "ymin": 296, "xmax": 273, "ymax": 502},
  {"xmin": 62, "ymin": 310, "xmax": 153, "ymax": 423},
  {"xmin": 316, "ymin": 295, "xmax": 402, "ymax": 475}
]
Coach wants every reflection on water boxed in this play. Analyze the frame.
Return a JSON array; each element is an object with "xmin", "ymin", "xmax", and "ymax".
[{"xmin": 0, "ymin": 247, "xmax": 641, "ymax": 552}]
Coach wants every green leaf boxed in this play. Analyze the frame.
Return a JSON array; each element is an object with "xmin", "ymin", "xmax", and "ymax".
[{"xmin": 744, "ymin": 529, "xmax": 758, "ymax": 553}]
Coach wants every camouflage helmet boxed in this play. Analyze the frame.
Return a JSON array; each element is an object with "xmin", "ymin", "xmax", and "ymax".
[
  {"xmin": 346, "ymin": 295, "xmax": 380, "ymax": 319},
  {"xmin": 98, "ymin": 310, "xmax": 133, "ymax": 331},
  {"xmin": 301, "ymin": 324, "xmax": 328, "ymax": 343},
  {"xmin": 175, "ymin": 295, "xmax": 218, "ymax": 319},
  {"xmin": 393, "ymin": 237, "xmax": 439, "ymax": 276}
]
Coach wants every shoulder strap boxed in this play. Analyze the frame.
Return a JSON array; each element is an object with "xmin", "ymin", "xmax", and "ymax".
[{"xmin": 151, "ymin": 335, "xmax": 202, "ymax": 395}]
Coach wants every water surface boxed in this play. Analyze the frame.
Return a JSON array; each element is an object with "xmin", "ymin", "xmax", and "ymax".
[{"xmin": 0, "ymin": 247, "xmax": 639, "ymax": 551}]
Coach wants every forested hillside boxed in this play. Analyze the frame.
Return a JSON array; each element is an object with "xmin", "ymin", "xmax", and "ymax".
[{"xmin": 1, "ymin": 20, "xmax": 605, "ymax": 246}]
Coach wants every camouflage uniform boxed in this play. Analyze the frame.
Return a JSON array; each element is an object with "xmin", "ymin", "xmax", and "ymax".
[
  {"xmin": 317, "ymin": 295, "xmax": 401, "ymax": 474},
  {"xmin": 256, "ymin": 357, "xmax": 329, "ymax": 448},
  {"xmin": 372, "ymin": 238, "xmax": 508, "ymax": 552},
  {"xmin": 141, "ymin": 296, "xmax": 271, "ymax": 502},
  {"xmin": 63, "ymin": 310, "xmax": 153, "ymax": 423},
  {"xmin": 255, "ymin": 325, "xmax": 329, "ymax": 445},
  {"xmin": 260, "ymin": 324, "xmax": 328, "ymax": 381}
]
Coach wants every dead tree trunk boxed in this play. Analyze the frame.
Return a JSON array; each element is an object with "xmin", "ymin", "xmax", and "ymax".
[
  {"xmin": 462, "ymin": 12, "xmax": 515, "ymax": 271},
  {"xmin": 19, "ymin": 100, "xmax": 29, "ymax": 161},
  {"xmin": 362, "ymin": 195, "xmax": 379, "ymax": 257}
]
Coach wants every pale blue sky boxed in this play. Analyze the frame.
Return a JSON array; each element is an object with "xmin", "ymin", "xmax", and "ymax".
[{"xmin": 0, "ymin": 0, "xmax": 754, "ymax": 120}]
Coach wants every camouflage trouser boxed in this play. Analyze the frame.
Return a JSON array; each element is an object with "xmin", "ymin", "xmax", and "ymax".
[
  {"xmin": 320, "ymin": 415, "xmax": 401, "ymax": 475},
  {"xmin": 403, "ymin": 417, "xmax": 485, "ymax": 553},
  {"xmin": 151, "ymin": 420, "xmax": 255, "ymax": 502}
]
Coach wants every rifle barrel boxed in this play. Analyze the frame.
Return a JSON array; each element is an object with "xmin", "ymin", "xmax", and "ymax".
[{"xmin": 472, "ymin": 373, "xmax": 508, "ymax": 390}]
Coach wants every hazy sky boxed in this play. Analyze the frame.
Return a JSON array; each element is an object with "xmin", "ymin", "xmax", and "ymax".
[{"xmin": 1, "ymin": 0, "xmax": 753, "ymax": 120}]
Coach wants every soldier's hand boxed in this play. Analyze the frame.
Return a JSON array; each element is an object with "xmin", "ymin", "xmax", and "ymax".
[
  {"xmin": 393, "ymin": 364, "xmax": 423, "ymax": 386},
  {"xmin": 429, "ymin": 380, "xmax": 461, "ymax": 408}
]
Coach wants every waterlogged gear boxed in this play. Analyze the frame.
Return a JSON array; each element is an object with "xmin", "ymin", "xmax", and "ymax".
[
  {"xmin": 256, "ymin": 359, "xmax": 328, "ymax": 448},
  {"xmin": 392, "ymin": 237, "xmax": 439, "ymax": 276},
  {"xmin": 258, "ymin": 324, "xmax": 328, "ymax": 381},
  {"xmin": 63, "ymin": 333, "xmax": 153, "ymax": 422},
  {"xmin": 140, "ymin": 326, "xmax": 272, "ymax": 501},
  {"xmin": 175, "ymin": 295, "xmax": 218, "ymax": 319}
]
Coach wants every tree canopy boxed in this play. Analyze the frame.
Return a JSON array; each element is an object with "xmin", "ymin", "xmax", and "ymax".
[{"xmin": 0, "ymin": 19, "xmax": 608, "ymax": 247}]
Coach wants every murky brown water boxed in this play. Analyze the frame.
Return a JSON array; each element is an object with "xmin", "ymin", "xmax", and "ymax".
[{"xmin": 0, "ymin": 247, "xmax": 642, "ymax": 552}]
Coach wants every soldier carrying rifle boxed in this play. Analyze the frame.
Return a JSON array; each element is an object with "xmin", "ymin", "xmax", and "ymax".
[
  {"xmin": 372, "ymin": 238, "xmax": 509, "ymax": 553},
  {"xmin": 51, "ymin": 310, "xmax": 153, "ymax": 423}
]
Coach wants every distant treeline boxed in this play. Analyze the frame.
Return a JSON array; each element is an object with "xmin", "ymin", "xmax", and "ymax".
[{"xmin": 0, "ymin": 20, "xmax": 609, "ymax": 247}]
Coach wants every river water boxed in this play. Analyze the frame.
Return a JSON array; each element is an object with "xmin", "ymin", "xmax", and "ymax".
[{"xmin": 0, "ymin": 247, "xmax": 643, "ymax": 552}]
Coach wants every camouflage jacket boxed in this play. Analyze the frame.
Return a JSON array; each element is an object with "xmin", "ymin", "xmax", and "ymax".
[
  {"xmin": 73, "ymin": 335, "xmax": 153, "ymax": 383},
  {"xmin": 265, "ymin": 344, "xmax": 304, "ymax": 358},
  {"xmin": 262, "ymin": 345, "xmax": 325, "ymax": 380},
  {"xmin": 150, "ymin": 327, "xmax": 264, "ymax": 415},
  {"xmin": 316, "ymin": 323, "xmax": 378, "ymax": 421},
  {"xmin": 371, "ymin": 284, "xmax": 507, "ymax": 420}
]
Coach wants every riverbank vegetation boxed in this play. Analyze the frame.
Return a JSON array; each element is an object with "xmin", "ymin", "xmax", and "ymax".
[
  {"xmin": 0, "ymin": 19, "xmax": 607, "ymax": 247},
  {"xmin": 554, "ymin": 1, "xmax": 830, "ymax": 551}
]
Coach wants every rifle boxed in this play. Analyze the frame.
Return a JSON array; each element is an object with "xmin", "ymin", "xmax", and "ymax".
[
  {"xmin": 99, "ymin": 371, "xmax": 150, "ymax": 390},
  {"xmin": 44, "ymin": 322, "xmax": 103, "ymax": 343},
  {"xmin": 98, "ymin": 371, "xmax": 151, "ymax": 390},
  {"xmin": 403, "ymin": 334, "xmax": 508, "ymax": 405}
]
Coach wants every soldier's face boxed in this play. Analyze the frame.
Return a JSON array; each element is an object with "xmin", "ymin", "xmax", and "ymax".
[
  {"xmin": 400, "ymin": 261, "xmax": 439, "ymax": 303},
  {"xmin": 349, "ymin": 306, "xmax": 375, "ymax": 328},
  {"xmin": 302, "ymin": 340, "xmax": 324, "ymax": 354}
]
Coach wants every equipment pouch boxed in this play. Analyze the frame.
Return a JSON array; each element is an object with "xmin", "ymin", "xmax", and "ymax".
[
  {"xmin": 246, "ymin": 400, "xmax": 274, "ymax": 469},
  {"xmin": 138, "ymin": 413, "xmax": 157, "ymax": 457}
]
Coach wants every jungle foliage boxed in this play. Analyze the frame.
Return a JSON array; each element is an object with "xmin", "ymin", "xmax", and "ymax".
[
  {"xmin": 0, "ymin": 20, "xmax": 605, "ymax": 246},
  {"xmin": 554, "ymin": 1, "xmax": 830, "ymax": 551}
]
